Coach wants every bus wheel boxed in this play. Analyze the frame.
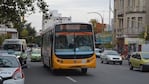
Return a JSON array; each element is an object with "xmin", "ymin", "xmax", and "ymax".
[
  {"xmin": 43, "ymin": 64, "xmax": 47, "ymax": 68},
  {"xmin": 81, "ymin": 68, "xmax": 87, "ymax": 74},
  {"xmin": 50, "ymin": 67, "xmax": 56, "ymax": 73}
]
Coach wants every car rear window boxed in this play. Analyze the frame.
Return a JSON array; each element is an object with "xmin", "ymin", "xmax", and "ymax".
[{"xmin": 0, "ymin": 56, "xmax": 19, "ymax": 68}]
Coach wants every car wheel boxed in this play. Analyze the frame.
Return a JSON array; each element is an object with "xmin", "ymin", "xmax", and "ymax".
[
  {"xmin": 119, "ymin": 62, "xmax": 122, "ymax": 65},
  {"xmin": 140, "ymin": 65, "xmax": 145, "ymax": 72},
  {"xmin": 101, "ymin": 60, "xmax": 103, "ymax": 63},
  {"xmin": 106, "ymin": 61, "xmax": 109, "ymax": 64},
  {"xmin": 129, "ymin": 63, "xmax": 133, "ymax": 70}
]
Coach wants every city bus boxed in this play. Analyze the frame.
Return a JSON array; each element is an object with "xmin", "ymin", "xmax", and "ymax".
[{"xmin": 41, "ymin": 23, "xmax": 96, "ymax": 74}]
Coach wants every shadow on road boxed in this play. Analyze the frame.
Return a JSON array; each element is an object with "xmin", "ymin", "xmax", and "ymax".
[{"xmin": 49, "ymin": 69, "xmax": 93, "ymax": 76}]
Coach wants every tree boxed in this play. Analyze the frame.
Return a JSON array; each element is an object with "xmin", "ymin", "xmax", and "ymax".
[
  {"xmin": 89, "ymin": 19, "xmax": 98, "ymax": 33},
  {"xmin": 20, "ymin": 22, "xmax": 36, "ymax": 43},
  {"xmin": 0, "ymin": 0, "xmax": 49, "ymax": 35},
  {"xmin": 20, "ymin": 28, "xmax": 28, "ymax": 38},
  {"xmin": 25, "ymin": 23, "xmax": 36, "ymax": 37}
]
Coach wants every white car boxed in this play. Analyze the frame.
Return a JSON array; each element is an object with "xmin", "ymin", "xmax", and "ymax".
[
  {"xmin": 100, "ymin": 50, "xmax": 123, "ymax": 65},
  {"xmin": 0, "ymin": 53, "xmax": 25, "ymax": 84},
  {"xmin": 95, "ymin": 48, "xmax": 102, "ymax": 58}
]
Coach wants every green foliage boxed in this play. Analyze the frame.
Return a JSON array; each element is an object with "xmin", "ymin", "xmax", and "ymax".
[
  {"xmin": 0, "ymin": 0, "xmax": 49, "ymax": 24},
  {"xmin": 0, "ymin": 34, "xmax": 11, "ymax": 45},
  {"xmin": 34, "ymin": 36, "xmax": 41, "ymax": 47},
  {"xmin": 89, "ymin": 19, "xmax": 98, "ymax": 33},
  {"xmin": 0, "ymin": 0, "xmax": 49, "ymax": 39},
  {"xmin": 19, "ymin": 22, "xmax": 36, "ymax": 43},
  {"xmin": 21, "ymin": 28, "xmax": 28, "ymax": 38},
  {"xmin": 26, "ymin": 23, "xmax": 36, "ymax": 37},
  {"xmin": 0, "ymin": 0, "xmax": 46, "ymax": 45},
  {"xmin": 138, "ymin": 26, "xmax": 149, "ymax": 40}
]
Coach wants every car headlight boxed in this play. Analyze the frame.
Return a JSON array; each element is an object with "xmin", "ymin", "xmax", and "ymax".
[
  {"xmin": 119, "ymin": 57, "xmax": 122, "ymax": 60},
  {"xmin": 17, "ymin": 56, "xmax": 20, "ymax": 58},
  {"xmin": 13, "ymin": 67, "xmax": 24, "ymax": 80}
]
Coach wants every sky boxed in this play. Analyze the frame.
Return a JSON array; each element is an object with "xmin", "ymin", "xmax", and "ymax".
[{"xmin": 26, "ymin": 0, "xmax": 113, "ymax": 32}]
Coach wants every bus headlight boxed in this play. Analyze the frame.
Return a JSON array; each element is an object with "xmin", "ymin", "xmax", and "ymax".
[{"xmin": 57, "ymin": 59, "xmax": 63, "ymax": 63}]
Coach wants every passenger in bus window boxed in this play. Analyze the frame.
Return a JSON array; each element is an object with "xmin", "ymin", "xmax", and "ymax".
[
  {"xmin": 69, "ymin": 43, "xmax": 74, "ymax": 48},
  {"xmin": 58, "ymin": 40, "xmax": 65, "ymax": 48},
  {"xmin": 76, "ymin": 36, "xmax": 87, "ymax": 46}
]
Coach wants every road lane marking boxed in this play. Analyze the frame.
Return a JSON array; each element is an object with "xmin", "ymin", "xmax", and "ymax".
[{"xmin": 66, "ymin": 76, "xmax": 77, "ymax": 83}]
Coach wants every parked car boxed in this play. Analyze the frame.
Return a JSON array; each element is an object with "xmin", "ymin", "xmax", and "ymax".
[
  {"xmin": 0, "ymin": 53, "xmax": 25, "ymax": 84},
  {"xmin": 95, "ymin": 48, "xmax": 102, "ymax": 58},
  {"xmin": 31, "ymin": 48, "xmax": 41, "ymax": 62},
  {"xmin": 129, "ymin": 52, "xmax": 149, "ymax": 72},
  {"xmin": 100, "ymin": 50, "xmax": 123, "ymax": 65}
]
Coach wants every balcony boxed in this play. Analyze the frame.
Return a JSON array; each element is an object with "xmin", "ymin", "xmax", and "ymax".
[{"xmin": 126, "ymin": 6, "xmax": 146, "ymax": 14}]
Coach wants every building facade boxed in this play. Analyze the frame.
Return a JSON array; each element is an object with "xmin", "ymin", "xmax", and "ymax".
[
  {"xmin": 42, "ymin": 10, "xmax": 71, "ymax": 31},
  {"xmin": 0, "ymin": 24, "xmax": 18, "ymax": 39},
  {"xmin": 114, "ymin": 0, "xmax": 149, "ymax": 56}
]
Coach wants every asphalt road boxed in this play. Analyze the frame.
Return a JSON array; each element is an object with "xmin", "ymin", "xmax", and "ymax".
[{"xmin": 23, "ymin": 58, "xmax": 149, "ymax": 84}]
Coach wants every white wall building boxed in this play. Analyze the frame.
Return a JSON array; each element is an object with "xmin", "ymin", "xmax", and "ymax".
[
  {"xmin": 42, "ymin": 10, "xmax": 71, "ymax": 31},
  {"xmin": 0, "ymin": 24, "xmax": 18, "ymax": 39}
]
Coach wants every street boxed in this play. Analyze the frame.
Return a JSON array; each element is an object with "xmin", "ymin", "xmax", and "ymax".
[{"xmin": 23, "ymin": 58, "xmax": 149, "ymax": 84}]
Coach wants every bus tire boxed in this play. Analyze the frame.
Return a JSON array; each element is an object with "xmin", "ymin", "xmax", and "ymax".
[
  {"xmin": 42, "ymin": 60, "xmax": 47, "ymax": 68},
  {"xmin": 43, "ymin": 64, "xmax": 47, "ymax": 68},
  {"xmin": 81, "ymin": 68, "xmax": 87, "ymax": 74}
]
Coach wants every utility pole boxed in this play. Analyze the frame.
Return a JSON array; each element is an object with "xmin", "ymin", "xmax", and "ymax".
[{"xmin": 109, "ymin": 0, "xmax": 111, "ymax": 31}]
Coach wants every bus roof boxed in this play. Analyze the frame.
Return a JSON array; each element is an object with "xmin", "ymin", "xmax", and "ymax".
[
  {"xmin": 41, "ymin": 22, "xmax": 92, "ymax": 34},
  {"xmin": 55, "ymin": 22, "xmax": 92, "ymax": 25}
]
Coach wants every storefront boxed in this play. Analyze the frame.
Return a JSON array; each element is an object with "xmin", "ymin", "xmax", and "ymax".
[{"xmin": 117, "ymin": 38, "xmax": 145, "ymax": 57}]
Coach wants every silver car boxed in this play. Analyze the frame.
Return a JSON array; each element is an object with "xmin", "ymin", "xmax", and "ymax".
[
  {"xmin": 0, "ymin": 53, "xmax": 25, "ymax": 84},
  {"xmin": 95, "ymin": 48, "xmax": 102, "ymax": 58},
  {"xmin": 100, "ymin": 50, "xmax": 123, "ymax": 65}
]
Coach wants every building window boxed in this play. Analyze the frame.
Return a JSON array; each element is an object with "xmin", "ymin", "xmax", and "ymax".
[
  {"xmin": 131, "ymin": 17, "xmax": 136, "ymax": 33},
  {"xmin": 138, "ymin": 17, "xmax": 143, "ymax": 32},
  {"xmin": 132, "ymin": 0, "xmax": 135, "ymax": 8},
  {"xmin": 120, "ymin": 0, "xmax": 124, "ymax": 9},
  {"xmin": 127, "ymin": 17, "xmax": 130, "ymax": 33},
  {"xmin": 128, "ymin": 0, "xmax": 131, "ymax": 7}
]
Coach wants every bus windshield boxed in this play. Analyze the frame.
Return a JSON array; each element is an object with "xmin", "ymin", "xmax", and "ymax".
[{"xmin": 55, "ymin": 32, "xmax": 94, "ymax": 52}]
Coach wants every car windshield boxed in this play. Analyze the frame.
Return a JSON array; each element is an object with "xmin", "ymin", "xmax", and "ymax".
[
  {"xmin": 0, "ymin": 56, "xmax": 19, "ymax": 68},
  {"xmin": 105, "ymin": 51, "xmax": 119, "ymax": 55},
  {"xmin": 3, "ymin": 44, "xmax": 21, "ymax": 51},
  {"xmin": 141, "ymin": 53, "xmax": 149, "ymax": 59},
  {"xmin": 32, "ymin": 49, "xmax": 41, "ymax": 54}
]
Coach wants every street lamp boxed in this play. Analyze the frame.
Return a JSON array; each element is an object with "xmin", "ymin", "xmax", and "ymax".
[{"xmin": 88, "ymin": 12, "xmax": 104, "ymax": 33}]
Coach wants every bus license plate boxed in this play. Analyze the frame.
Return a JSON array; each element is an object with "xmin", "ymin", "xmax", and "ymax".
[{"xmin": 82, "ymin": 59, "xmax": 87, "ymax": 63}]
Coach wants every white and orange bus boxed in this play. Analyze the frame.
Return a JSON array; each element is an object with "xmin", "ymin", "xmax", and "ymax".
[{"xmin": 41, "ymin": 23, "xmax": 96, "ymax": 74}]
